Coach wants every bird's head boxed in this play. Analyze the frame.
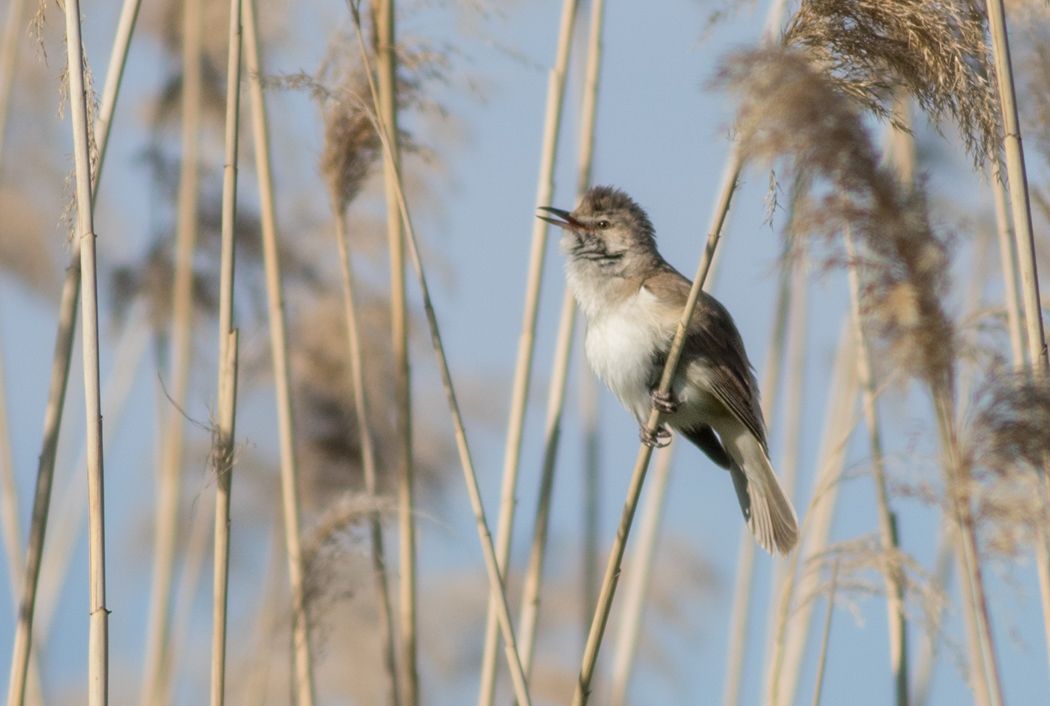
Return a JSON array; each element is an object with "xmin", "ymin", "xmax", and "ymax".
[{"xmin": 539, "ymin": 186, "xmax": 658, "ymax": 277}]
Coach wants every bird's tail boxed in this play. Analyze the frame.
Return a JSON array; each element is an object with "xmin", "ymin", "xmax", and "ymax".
[{"xmin": 724, "ymin": 424, "xmax": 799, "ymax": 556}]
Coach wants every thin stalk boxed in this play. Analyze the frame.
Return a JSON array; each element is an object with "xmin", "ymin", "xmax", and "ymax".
[
  {"xmin": 912, "ymin": 529, "xmax": 953, "ymax": 706},
  {"xmin": 371, "ymin": 1, "xmax": 416, "ymax": 701},
  {"xmin": 8, "ymin": 0, "xmax": 139, "ymax": 697},
  {"xmin": 242, "ymin": 0, "xmax": 316, "ymax": 701},
  {"xmin": 845, "ymin": 228, "xmax": 908, "ymax": 706},
  {"xmin": 348, "ymin": 8, "xmax": 531, "ymax": 703},
  {"xmin": 516, "ymin": 288, "xmax": 577, "ymax": 677},
  {"xmin": 989, "ymin": 159, "xmax": 1025, "ymax": 367},
  {"xmin": 333, "ymin": 210, "xmax": 400, "ymax": 706},
  {"xmin": 571, "ymin": 146, "xmax": 743, "ymax": 706},
  {"xmin": 721, "ymin": 245, "xmax": 793, "ymax": 706},
  {"xmin": 607, "ymin": 442, "xmax": 675, "ymax": 706},
  {"xmin": 810, "ymin": 560, "xmax": 839, "ymax": 706},
  {"xmin": 990, "ymin": 155, "xmax": 1050, "ymax": 680},
  {"xmin": 478, "ymin": 0, "xmax": 579, "ymax": 700},
  {"xmin": 984, "ymin": 12, "xmax": 1050, "ymax": 637},
  {"xmin": 766, "ymin": 324, "xmax": 857, "ymax": 706},
  {"xmin": 0, "ymin": 3, "xmax": 40, "ymax": 700},
  {"xmin": 209, "ymin": 331, "xmax": 239, "ymax": 706},
  {"xmin": 760, "ymin": 249, "xmax": 809, "ymax": 702},
  {"xmin": 762, "ymin": 251, "xmax": 808, "ymax": 666},
  {"xmin": 210, "ymin": 0, "xmax": 243, "ymax": 702},
  {"xmin": 581, "ymin": 363, "xmax": 600, "ymax": 623},
  {"xmin": 142, "ymin": 0, "xmax": 203, "ymax": 697},
  {"xmin": 34, "ymin": 303, "xmax": 149, "ymax": 645},
  {"xmin": 984, "ymin": 0, "xmax": 1049, "ymax": 376},
  {"xmin": 932, "ymin": 393, "xmax": 1003, "ymax": 706},
  {"xmin": 608, "ymin": 208, "xmax": 735, "ymax": 705},
  {"xmin": 5, "ymin": 265, "xmax": 78, "ymax": 706},
  {"xmin": 62, "ymin": 0, "xmax": 108, "ymax": 700},
  {"xmin": 514, "ymin": 0, "xmax": 604, "ymax": 687}
]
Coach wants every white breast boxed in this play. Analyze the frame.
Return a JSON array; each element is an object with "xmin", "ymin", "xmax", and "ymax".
[{"xmin": 582, "ymin": 286, "xmax": 671, "ymax": 424}]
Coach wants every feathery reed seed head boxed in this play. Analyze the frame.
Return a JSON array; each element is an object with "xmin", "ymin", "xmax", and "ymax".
[{"xmin": 784, "ymin": 0, "xmax": 1000, "ymax": 166}]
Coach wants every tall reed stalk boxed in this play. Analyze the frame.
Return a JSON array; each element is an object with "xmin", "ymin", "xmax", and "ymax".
[
  {"xmin": 4, "ymin": 268, "xmax": 78, "ymax": 706},
  {"xmin": 209, "ymin": 0, "xmax": 243, "ymax": 702},
  {"xmin": 845, "ymin": 227, "xmax": 908, "ymax": 706},
  {"xmin": 347, "ymin": 5, "xmax": 532, "ymax": 703},
  {"xmin": 243, "ymin": 0, "xmax": 317, "ymax": 701},
  {"xmin": 60, "ymin": 0, "xmax": 108, "ymax": 700},
  {"xmin": 984, "ymin": 1, "xmax": 1050, "ymax": 679},
  {"xmin": 810, "ymin": 559, "xmax": 839, "ymax": 706},
  {"xmin": 142, "ymin": 0, "xmax": 202, "ymax": 698},
  {"xmin": 766, "ymin": 324, "xmax": 857, "ymax": 706},
  {"xmin": 369, "ymin": 1, "xmax": 417, "ymax": 700},
  {"xmin": 721, "ymin": 244, "xmax": 793, "ymax": 706},
  {"xmin": 514, "ymin": 0, "xmax": 603, "ymax": 688},
  {"xmin": 478, "ymin": 0, "xmax": 579, "ymax": 700},
  {"xmin": 8, "ymin": 0, "xmax": 141, "ymax": 697},
  {"xmin": 984, "ymin": 0, "xmax": 1048, "ymax": 377},
  {"xmin": 607, "ymin": 442, "xmax": 675, "ymax": 706},
  {"xmin": 331, "ymin": 208, "xmax": 400, "ymax": 706}
]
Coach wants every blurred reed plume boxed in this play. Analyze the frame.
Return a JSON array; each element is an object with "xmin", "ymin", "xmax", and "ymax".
[{"xmin": 719, "ymin": 48, "xmax": 955, "ymax": 386}]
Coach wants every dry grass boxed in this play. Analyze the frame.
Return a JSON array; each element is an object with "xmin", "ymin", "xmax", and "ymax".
[{"xmin": 783, "ymin": 0, "xmax": 1000, "ymax": 165}]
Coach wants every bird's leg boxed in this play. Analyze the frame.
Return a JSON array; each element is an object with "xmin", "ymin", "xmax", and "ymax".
[
  {"xmin": 650, "ymin": 388, "xmax": 679, "ymax": 414},
  {"xmin": 639, "ymin": 424, "xmax": 672, "ymax": 448}
]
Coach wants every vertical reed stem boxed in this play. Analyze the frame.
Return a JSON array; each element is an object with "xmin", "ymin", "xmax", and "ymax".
[
  {"xmin": 371, "ymin": 2, "xmax": 416, "ymax": 700},
  {"xmin": 721, "ymin": 245, "xmax": 793, "ymax": 706},
  {"xmin": 210, "ymin": 0, "xmax": 243, "ymax": 701},
  {"xmin": 984, "ymin": 0, "xmax": 1048, "ymax": 375},
  {"xmin": 242, "ymin": 0, "xmax": 316, "ymax": 700},
  {"xmin": 8, "ymin": 0, "xmax": 139, "ymax": 697},
  {"xmin": 333, "ymin": 211, "xmax": 400, "ymax": 706},
  {"xmin": 349, "ymin": 5, "xmax": 531, "ymax": 702},
  {"xmin": 514, "ymin": 0, "xmax": 604, "ymax": 688},
  {"xmin": 62, "ymin": 0, "xmax": 108, "ymax": 700},
  {"xmin": 478, "ymin": 0, "xmax": 579, "ymax": 700},
  {"xmin": 142, "ymin": 0, "xmax": 202, "ymax": 698},
  {"xmin": 810, "ymin": 560, "xmax": 839, "ymax": 706},
  {"xmin": 607, "ymin": 443, "xmax": 675, "ymax": 706},
  {"xmin": 845, "ymin": 228, "xmax": 909, "ymax": 706}
]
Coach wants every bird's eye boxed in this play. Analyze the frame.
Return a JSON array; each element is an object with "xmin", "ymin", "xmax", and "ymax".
[{"xmin": 597, "ymin": 220, "xmax": 610, "ymax": 229}]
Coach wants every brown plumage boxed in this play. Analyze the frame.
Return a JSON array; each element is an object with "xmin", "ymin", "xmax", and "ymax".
[{"xmin": 541, "ymin": 186, "xmax": 799, "ymax": 555}]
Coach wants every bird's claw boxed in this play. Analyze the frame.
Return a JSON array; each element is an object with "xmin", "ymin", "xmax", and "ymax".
[
  {"xmin": 639, "ymin": 425, "xmax": 672, "ymax": 448},
  {"xmin": 651, "ymin": 389, "xmax": 679, "ymax": 414}
]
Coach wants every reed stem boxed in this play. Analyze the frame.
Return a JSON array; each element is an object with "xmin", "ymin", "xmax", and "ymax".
[
  {"xmin": 478, "ymin": 0, "xmax": 579, "ymax": 700},
  {"xmin": 347, "ymin": 7, "xmax": 532, "ymax": 702},
  {"xmin": 142, "ymin": 0, "xmax": 202, "ymax": 697},
  {"xmin": 209, "ymin": 0, "xmax": 244, "ymax": 701},
  {"xmin": 62, "ymin": 0, "xmax": 108, "ymax": 699},
  {"xmin": 333, "ymin": 211, "xmax": 400, "ymax": 706},
  {"xmin": 370, "ymin": 2, "xmax": 416, "ymax": 700},
  {"xmin": 242, "ymin": 0, "xmax": 316, "ymax": 700},
  {"xmin": 845, "ymin": 228, "xmax": 909, "ymax": 706}
]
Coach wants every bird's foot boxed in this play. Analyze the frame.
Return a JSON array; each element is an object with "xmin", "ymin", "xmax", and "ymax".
[
  {"xmin": 639, "ymin": 424, "xmax": 672, "ymax": 448},
  {"xmin": 650, "ymin": 389, "xmax": 679, "ymax": 414}
]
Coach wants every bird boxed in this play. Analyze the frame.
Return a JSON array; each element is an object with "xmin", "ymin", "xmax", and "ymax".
[{"xmin": 538, "ymin": 185, "xmax": 799, "ymax": 555}]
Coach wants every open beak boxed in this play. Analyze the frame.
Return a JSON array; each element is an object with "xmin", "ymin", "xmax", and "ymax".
[{"xmin": 537, "ymin": 206, "xmax": 589, "ymax": 232}]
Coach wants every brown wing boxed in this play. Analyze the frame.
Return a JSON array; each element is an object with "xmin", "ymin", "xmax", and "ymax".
[{"xmin": 644, "ymin": 263, "xmax": 769, "ymax": 450}]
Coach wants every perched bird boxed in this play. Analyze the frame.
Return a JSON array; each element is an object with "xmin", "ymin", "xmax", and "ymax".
[{"xmin": 539, "ymin": 186, "xmax": 799, "ymax": 555}]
